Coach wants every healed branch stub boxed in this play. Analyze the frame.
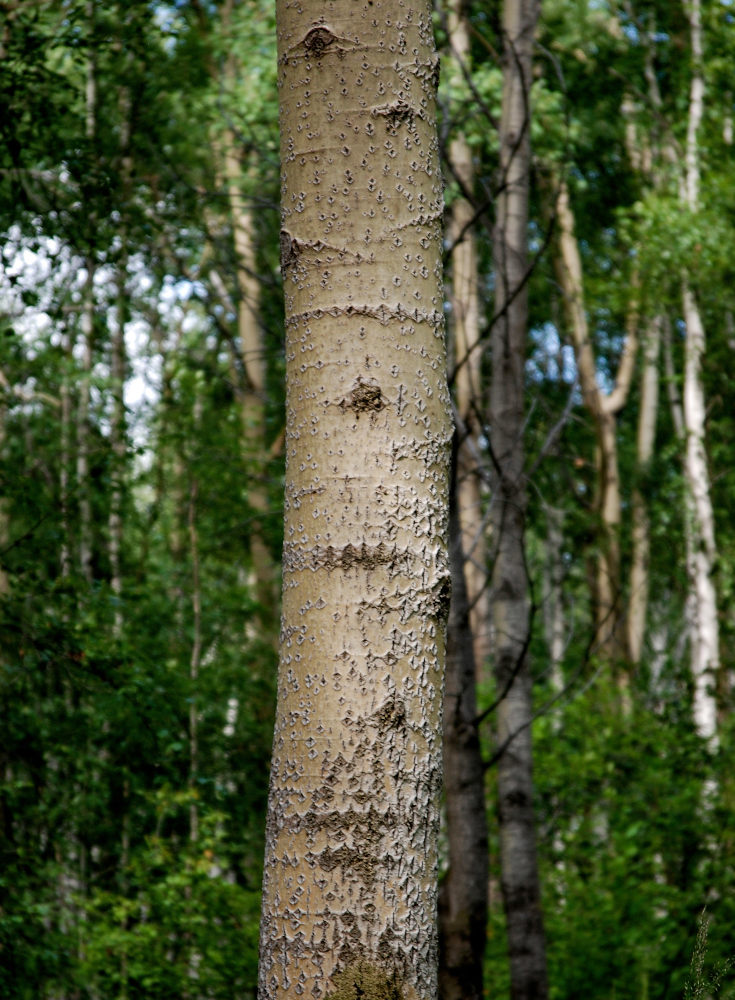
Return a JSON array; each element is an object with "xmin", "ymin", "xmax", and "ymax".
[{"xmin": 259, "ymin": 4, "xmax": 452, "ymax": 1000}]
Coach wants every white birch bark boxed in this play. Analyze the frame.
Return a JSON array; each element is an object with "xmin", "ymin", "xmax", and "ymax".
[
  {"xmin": 627, "ymin": 315, "xmax": 661, "ymax": 665},
  {"xmin": 259, "ymin": 4, "xmax": 451, "ymax": 999},
  {"xmin": 680, "ymin": 0, "xmax": 718, "ymax": 741}
]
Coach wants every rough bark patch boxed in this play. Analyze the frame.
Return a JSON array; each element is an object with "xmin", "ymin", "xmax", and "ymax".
[
  {"xmin": 372, "ymin": 100, "xmax": 414, "ymax": 128},
  {"xmin": 282, "ymin": 540, "xmax": 400, "ymax": 573},
  {"xmin": 316, "ymin": 846, "xmax": 379, "ymax": 886},
  {"xmin": 373, "ymin": 694, "xmax": 406, "ymax": 731},
  {"xmin": 326, "ymin": 962, "xmax": 410, "ymax": 1000},
  {"xmin": 341, "ymin": 377, "xmax": 385, "ymax": 416},
  {"xmin": 280, "ymin": 229, "xmax": 298, "ymax": 272},
  {"xmin": 430, "ymin": 574, "xmax": 452, "ymax": 624}
]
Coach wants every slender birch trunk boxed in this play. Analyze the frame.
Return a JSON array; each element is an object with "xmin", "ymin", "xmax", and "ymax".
[
  {"xmin": 680, "ymin": 0, "xmax": 718, "ymax": 742},
  {"xmin": 637, "ymin": 0, "xmax": 719, "ymax": 739},
  {"xmin": 661, "ymin": 314, "xmax": 700, "ymax": 670},
  {"xmin": 627, "ymin": 315, "xmax": 661, "ymax": 665},
  {"xmin": 490, "ymin": 3, "xmax": 548, "ymax": 998},
  {"xmin": 553, "ymin": 179, "xmax": 637, "ymax": 666},
  {"xmin": 258, "ymin": 4, "xmax": 451, "ymax": 998}
]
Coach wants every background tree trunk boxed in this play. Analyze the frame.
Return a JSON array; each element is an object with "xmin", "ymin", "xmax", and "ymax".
[
  {"xmin": 490, "ymin": 2, "xmax": 548, "ymax": 998},
  {"xmin": 680, "ymin": 0, "xmax": 719, "ymax": 742},
  {"xmin": 77, "ymin": 6, "xmax": 97, "ymax": 586},
  {"xmin": 553, "ymin": 179, "xmax": 637, "ymax": 667},
  {"xmin": 258, "ymin": 4, "xmax": 451, "ymax": 999},
  {"xmin": 446, "ymin": 0, "xmax": 492, "ymax": 680},
  {"xmin": 439, "ymin": 438, "xmax": 489, "ymax": 1000},
  {"xmin": 627, "ymin": 315, "xmax": 661, "ymax": 665}
]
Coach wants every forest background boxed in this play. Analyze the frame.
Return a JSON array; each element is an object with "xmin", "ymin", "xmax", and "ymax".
[{"xmin": 2, "ymin": 0, "xmax": 735, "ymax": 998}]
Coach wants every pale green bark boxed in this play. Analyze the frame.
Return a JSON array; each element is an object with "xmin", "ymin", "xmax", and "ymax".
[{"xmin": 259, "ymin": 4, "xmax": 451, "ymax": 999}]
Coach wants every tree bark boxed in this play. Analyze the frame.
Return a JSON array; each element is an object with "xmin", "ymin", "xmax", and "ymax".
[
  {"xmin": 438, "ymin": 5, "xmax": 490, "ymax": 997},
  {"xmin": 439, "ymin": 438, "xmax": 488, "ymax": 1000},
  {"xmin": 679, "ymin": 0, "xmax": 719, "ymax": 742},
  {"xmin": 218, "ymin": 1, "xmax": 279, "ymax": 636},
  {"xmin": 109, "ymin": 80, "xmax": 132, "ymax": 638},
  {"xmin": 258, "ymin": 4, "xmax": 451, "ymax": 999},
  {"xmin": 541, "ymin": 503, "xmax": 566, "ymax": 692},
  {"xmin": 490, "ymin": 2, "xmax": 548, "ymax": 998},
  {"xmin": 553, "ymin": 179, "xmax": 637, "ymax": 666},
  {"xmin": 446, "ymin": 0, "xmax": 492, "ymax": 680},
  {"xmin": 627, "ymin": 315, "xmax": 661, "ymax": 665},
  {"xmin": 77, "ymin": 6, "xmax": 97, "ymax": 586},
  {"xmin": 60, "ymin": 328, "xmax": 73, "ymax": 581}
]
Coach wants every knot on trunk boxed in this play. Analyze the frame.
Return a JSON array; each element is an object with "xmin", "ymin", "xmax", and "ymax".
[
  {"xmin": 340, "ymin": 377, "xmax": 385, "ymax": 417},
  {"xmin": 280, "ymin": 229, "xmax": 299, "ymax": 271},
  {"xmin": 303, "ymin": 25, "xmax": 337, "ymax": 57},
  {"xmin": 372, "ymin": 100, "xmax": 414, "ymax": 128}
]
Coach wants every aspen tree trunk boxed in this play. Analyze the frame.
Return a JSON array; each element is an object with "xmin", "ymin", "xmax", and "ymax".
[
  {"xmin": 554, "ymin": 180, "xmax": 637, "ymax": 666},
  {"xmin": 446, "ymin": 0, "xmax": 492, "ymax": 678},
  {"xmin": 490, "ymin": 2, "xmax": 548, "ymax": 998},
  {"xmin": 627, "ymin": 315, "xmax": 661, "ymax": 665},
  {"xmin": 680, "ymin": 0, "xmax": 719, "ymax": 742},
  {"xmin": 258, "ymin": 4, "xmax": 451, "ymax": 999}
]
